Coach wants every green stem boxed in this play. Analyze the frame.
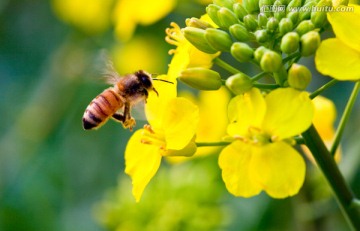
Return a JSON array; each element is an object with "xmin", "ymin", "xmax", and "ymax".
[
  {"xmin": 302, "ymin": 125, "xmax": 360, "ymax": 230},
  {"xmin": 330, "ymin": 81, "xmax": 360, "ymax": 156},
  {"xmin": 195, "ymin": 141, "xmax": 230, "ymax": 147},
  {"xmin": 282, "ymin": 51, "xmax": 301, "ymax": 64},
  {"xmin": 251, "ymin": 71, "xmax": 269, "ymax": 82},
  {"xmin": 214, "ymin": 58, "xmax": 241, "ymax": 74},
  {"xmin": 310, "ymin": 79, "xmax": 338, "ymax": 99}
]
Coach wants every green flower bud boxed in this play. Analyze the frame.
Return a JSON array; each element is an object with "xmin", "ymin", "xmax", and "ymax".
[
  {"xmin": 288, "ymin": 64, "xmax": 312, "ymax": 90},
  {"xmin": 243, "ymin": 0, "xmax": 260, "ymax": 13},
  {"xmin": 286, "ymin": 11, "xmax": 299, "ymax": 25},
  {"xmin": 229, "ymin": 24, "xmax": 253, "ymax": 41},
  {"xmin": 273, "ymin": 0, "xmax": 286, "ymax": 20},
  {"xmin": 231, "ymin": 42, "xmax": 254, "ymax": 62},
  {"xmin": 279, "ymin": 18, "xmax": 293, "ymax": 35},
  {"xmin": 186, "ymin": 17, "xmax": 214, "ymax": 29},
  {"xmin": 218, "ymin": 7, "xmax": 241, "ymax": 28},
  {"xmin": 286, "ymin": 0, "xmax": 302, "ymax": 11},
  {"xmin": 213, "ymin": 0, "xmax": 236, "ymax": 10},
  {"xmin": 254, "ymin": 46, "xmax": 269, "ymax": 63},
  {"xmin": 243, "ymin": 14, "xmax": 258, "ymax": 31},
  {"xmin": 266, "ymin": 17, "xmax": 279, "ymax": 31},
  {"xmin": 206, "ymin": 4, "xmax": 222, "ymax": 27},
  {"xmin": 233, "ymin": 3, "xmax": 248, "ymax": 21},
  {"xmin": 182, "ymin": 27, "xmax": 218, "ymax": 54},
  {"xmin": 311, "ymin": 11, "xmax": 327, "ymax": 28},
  {"xmin": 310, "ymin": 0, "xmax": 332, "ymax": 27},
  {"xmin": 280, "ymin": 32, "xmax": 299, "ymax": 54},
  {"xmin": 258, "ymin": 13, "xmax": 268, "ymax": 28},
  {"xmin": 179, "ymin": 67, "xmax": 222, "ymax": 90},
  {"xmin": 259, "ymin": 0, "xmax": 274, "ymax": 17},
  {"xmin": 260, "ymin": 51, "xmax": 282, "ymax": 72},
  {"xmin": 205, "ymin": 28, "xmax": 233, "ymax": 52},
  {"xmin": 300, "ymin": 31, "xmax": 320, "ymax": 56},
  {"xmin": 254, "ymin": 29, "xmax": 269, "ymax": 43},
  {"xmin": 299, "ymin": 1, "xmax": 316, "ymax": 21},
  {"xmin": 226, "ymin": 73, "xmax": 253, "ymax": 94},
  {"xmin": 295, "ymin": 20, "xmax": 315, "ymax": 36}
]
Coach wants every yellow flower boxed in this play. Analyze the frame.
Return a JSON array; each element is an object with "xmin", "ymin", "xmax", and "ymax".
[
  {"xmin": 125, "ymin": 74, "xmax": 199, "ymax": 202},
  {"xmin": 219, "ymin": 88, "xmax": 314, "ymax": 198},
  {"xmin": 51, "ymin": 0, "xmax": 113, "ymax": 34},
  {"xmin": 315, "ymin": 4, "xmax": 360, "ymax": 80},
  {"xmin": 302, "ymin": 95, "xmax": 341, "ymax": 163},
  {"xmin": 165, "ymin": 16, "xmax": 220, "ymax": 76},
  {"xmin": 113, "ymin": 0, "xmax": 176, "ymax": 41}
]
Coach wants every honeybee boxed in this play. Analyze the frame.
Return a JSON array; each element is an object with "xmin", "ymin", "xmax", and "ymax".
[{"xmin": 82, "ymin": 69, "xmax": 171, "ymax": 131}]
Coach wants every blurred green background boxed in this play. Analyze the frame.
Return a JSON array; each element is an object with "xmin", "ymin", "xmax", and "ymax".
[{"xmin": 0, "ymin": 0, "xmax": 359, "ymax": 231}]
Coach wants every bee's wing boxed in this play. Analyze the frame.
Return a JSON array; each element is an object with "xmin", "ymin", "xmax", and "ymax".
[
  {"xmin": 102, "ymin": 59, "xmax": 122, "ymax": 85},
  {"xmin": 114, "ymin": 101, "xmax": 148, "ymax": 123}
]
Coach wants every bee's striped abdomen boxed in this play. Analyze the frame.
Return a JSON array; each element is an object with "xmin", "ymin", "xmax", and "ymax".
[{"xmin": 82, "ymin": 88, "xmax": 123, "ymax": 130}]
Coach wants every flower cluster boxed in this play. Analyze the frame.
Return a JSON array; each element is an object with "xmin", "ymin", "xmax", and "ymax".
[{"xmin": 123, "ymin": 0, "xmax": 359, "ymax": 211}]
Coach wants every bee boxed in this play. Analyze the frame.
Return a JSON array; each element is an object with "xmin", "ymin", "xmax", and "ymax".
[{"xmin": 82, "ymin": 69, "xmax": 172, "ymax": 131}]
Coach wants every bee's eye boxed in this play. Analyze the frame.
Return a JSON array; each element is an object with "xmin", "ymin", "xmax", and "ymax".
[{"xmin": 137, "ymin": 72, "xmax": 152, "ymax": 88}]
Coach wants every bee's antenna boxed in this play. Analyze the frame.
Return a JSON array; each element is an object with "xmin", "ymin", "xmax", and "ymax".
[{"xmin": 152, "ymin": 78, "xmax": 174, "ymax": 84}]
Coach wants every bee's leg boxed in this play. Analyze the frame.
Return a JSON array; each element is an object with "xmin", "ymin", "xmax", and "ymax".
[
  {"xmin": 122, "ymin": 102, "xmax": 136, "ymax": 131},
  {"xmin": 112, "ymin": 113, "xmax": 125, "ymax": 122}
]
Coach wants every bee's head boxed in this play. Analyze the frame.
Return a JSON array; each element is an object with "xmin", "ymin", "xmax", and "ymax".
[{"xmin": 135, "ymin": 70, "xmax": 159, "ymax": 96}]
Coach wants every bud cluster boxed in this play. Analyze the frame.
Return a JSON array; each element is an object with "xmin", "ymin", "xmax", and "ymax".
[{"xmin": 177, "ymin": 0, "xmax": 335, "ymax": 92}]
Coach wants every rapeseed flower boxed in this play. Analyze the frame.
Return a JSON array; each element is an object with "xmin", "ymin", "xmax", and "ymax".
[
  {"xmin": 113, "ymin": 0, "xmax": 176, "ymax": 41},
  {"xmin": 315, "ymin": 4, "xmax": 360, "ymax": 80},
  {"xmin": 219, "ymin": 88, "xmax": 314, "ymax": 198}
]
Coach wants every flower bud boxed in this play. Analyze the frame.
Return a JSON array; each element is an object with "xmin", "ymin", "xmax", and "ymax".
[
  {"xmin": 273, "ymin": 0, "xmax": 286, "ymax": 20},
  {"xmin": 310, "ymin": 0, "xmax": 332, "ymax": 28},
  {"xmin": 186, "ymin": 17, "xmax": 214, "ymax": 29},
  {"xmin": 295, "ymin": 20, "xmax": 315, "ymax": 36},
  {"xmin": 213, "ymin": 0, "xmax": 236, "ymax": 10},
  {"xmin": 286, "ymin": 0, "xmax": 302, "ymax": 11},
  {"xmin": 243, "ymin": 0, "xmax": 260, "ymax": 13},
  {"xmin": 258, "ymin": 13, "xmax": 268, "ymax": 28},
  {"xmin": 254, "ymin": 29, "xmax": 269, "ymax": 43},
  {"xmin": 259, "ymin": 0, "xmax": 274, "ymax": 16},
  {"xmin": 182, "ymin": 27, "xmax": 218, "ymax": 54},
  {"xmin": 300, "ymin": 31, "xmax": 320, "ymax": 56},
  {"xmin": 260, "ymin": 51, "xmax": 282, "ymax": 72},
  {"xmin": 286, "ymin": 11, "xmax": 299, "ymax": 25},
  {"xmin": 299, "ymin": 1, "xmax": 316, "ymax": 21},
  {"xmin": 279, "ymin": 18, "xmax": 293, "ymax": 35},
  {"xmin": 233, "ymin": 3, "xmax": 248, "ymax": 21},
  {"xmin": 266, "ymin": 17, "xmax": 279, "ymax": 31},
  {"xmin": 231, "ymin": 42, "xmax": 254, "ymax": 62},
  {"xmin": 243, "ymin": 14, "xmax": 258, "ymax": 31},
  {"xmin": 205, "ymin": 28, "xmax": 233, "ymax": 52},
  {"xmin": 179, "ymin": 67, "xmax": 222, "ymax": 90},
  {"xmin": 254, "ymin": 46, "xmax": 268, "ymax": 63},
  {"xmin": 218, "ymin": 7, "xmax": 240, "ymax": 28},
  {"xmin": 280, "ymin": 32, "xmax": 299, "ymax": 54},
  {"xmin": 229, "ymin": 24, "xmax": 253, "ymax": 41},
  {"xmin": 288, "ymin": 63, "xmax": 312, "ymax": 90},
  {"xmin": 226, "ymin": 73, "xmax": 253, "ymax": 94},
  {"xmin": 206, "ymin": 4, "xmax": 222, "ymax": 27}
]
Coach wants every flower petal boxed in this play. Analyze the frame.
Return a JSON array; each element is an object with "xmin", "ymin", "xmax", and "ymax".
[
  {"xmin": 227, "ymin": 88, "xmax": 266, "ymax": 137},
  {"xmin": 162, "ymin": 97, "xmax": 199, "ymax": 150},
  {"xmin": 218, "ymin": 141, "xmax": 262, "ymax": 197},
  {"xmin": 145, "ymin": 75, "xmax": 177, "ymax": 129},
  {"xmin": 125, "ymin": 129, "xmax": 162, "ymax": 202},
  {"xmin": 263, "ymin": 88, "xmax": 314, "ymax": 140},
  {"xmin": 250, "ymin": 142, "xmax": 306, "ymax": 198},
  {"xmin": 315, "ymin": 38, "xmax": 360, "ymax": 80},
  {"xmin": 328, "ymin": 5, "xmax": 360, "ymax": 52}
]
